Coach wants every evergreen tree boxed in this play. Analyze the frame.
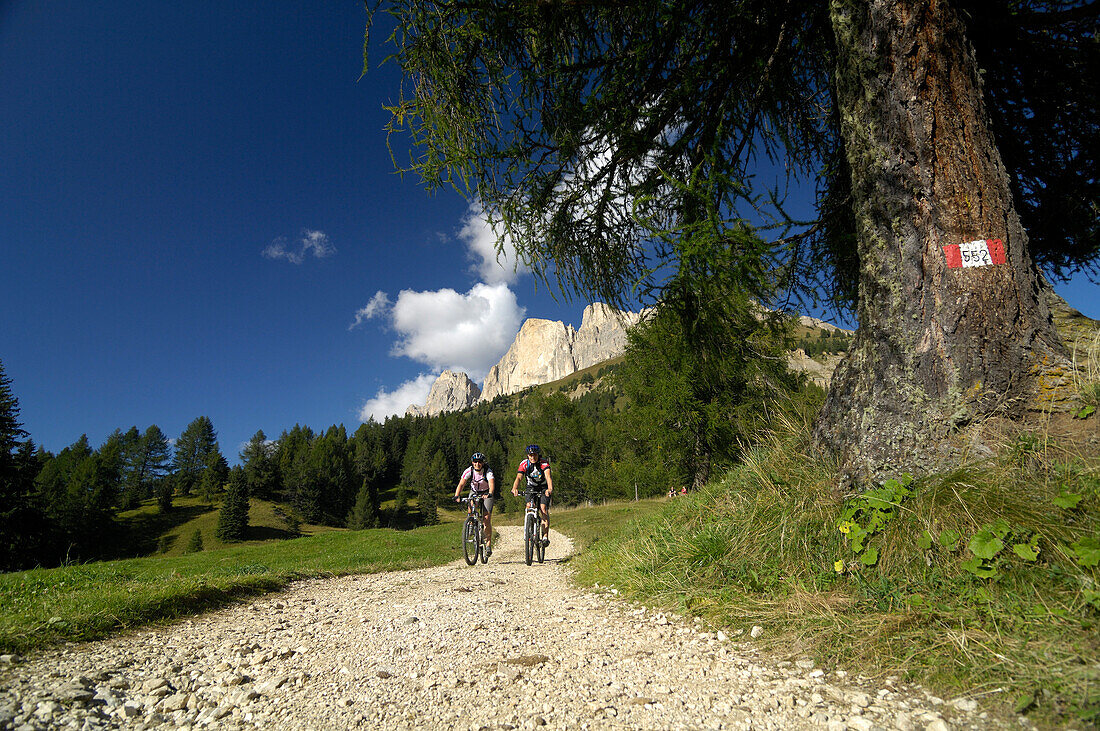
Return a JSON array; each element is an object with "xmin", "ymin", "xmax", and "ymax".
[
  {"xmin": 156, "ymin": 477, "xmax": 174, "ymax": 513},
  {"xmin": 316, "ymin": 425, "xmax": 355, "ymax": 523},
  {"xmin": 616, "ymin": 296, "xmax": 801, "ymax": 490},
  {"xmin": 94, "ymin": 430, "xmax": 127, "ymax": 509},
  {"xmin": 351, "ymin": 436, "xmax": 386, "ymax": 518},
  {"xmin": 346, "ymin": 478, "xmax": 380, "ymax": 530},
  {"xmin": 34, "ymin": 435, "xmax": 116, "ymax": 563},
  {"xmin": 0, "ymin": 361, "xmax": 47, "ymax": 571},
  {"xmin": 197, "ymin": 451, "xmax": 229, "ymax": 504},
  {"xmin": 116, "ymin": 426, "xmax": 144, "ymax": 509},
  {"xmin": 215, "ymin": 467, "xmax": 250, "ymax": 542},
  {"xmin": 120, "ymin": 425, "xmax": 172, "ymax": 509},
  {"xmin": 390, "ymin": 484, "xmax": 409, "ymax": 527},
  {"xmin": 172, "ymin": 416, "xmax": 219, "ymax": 496},
  {"xmin": 517, "ymin": 391, "xmax": 592, "ymax": 503},
  {"xmin": 275, "ymin": 424, "xmax": 314, "ymax": 507},
  {"xmin": 240, "ymin": 429, "xmax": 278, "ymax": 500},
  {"xmin": 419, "ymin": 451, "xmax": 444, "ymax": 525},
  {"xmin": 0, "ymin": 360, "xmax": 27, "ymax": 464},
  {"xmin": 185, "ymin": 528, "xmax": 204, "ymax": 553}
]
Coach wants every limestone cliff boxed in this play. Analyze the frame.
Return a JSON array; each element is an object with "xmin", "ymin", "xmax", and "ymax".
[
  {"xmin": 480, "ymin": 318, "xmax": 578, "ymax": 402},
  {"xmin": 571, "ymin": 303, "xmax": 644, "ymax": 372},
  {"xmin": 480, "ymin": 303, "xmax": 641, "ymax": 402},
  {"xmin": 404, "ymin": 303, "xmax": 642, "ymax": 416},
  {"xmin": 405, "ymin": 370, "xmax": 481, "ymax": 417}
]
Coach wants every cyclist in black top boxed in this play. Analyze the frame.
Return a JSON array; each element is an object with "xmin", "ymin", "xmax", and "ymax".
[{"xmin": 511, "ymin": 444, "xmax": 553, "ymax": 547}]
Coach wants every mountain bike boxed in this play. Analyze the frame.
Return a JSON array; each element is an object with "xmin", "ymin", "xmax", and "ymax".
[
  {"xmin": 523, "ymin": 488, "xmax": 546, "ymax": 565},
  {"xmin": 459, "ymin": 494, "xmax": 489, "ymax": 566}
]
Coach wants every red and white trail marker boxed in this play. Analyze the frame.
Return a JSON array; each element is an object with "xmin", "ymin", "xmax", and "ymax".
[{"xmin": 943, "ymin": 239, "xmax": 1006, "ymax": 268}]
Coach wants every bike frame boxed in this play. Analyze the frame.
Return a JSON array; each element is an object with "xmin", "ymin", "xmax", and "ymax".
[
  {"xmin": 462, "ymin": 494, "xmax": 489, "ymax": 566},
  {"xmin": 523, "ymin": 489, "xmax": 546, "ymax": 564}
]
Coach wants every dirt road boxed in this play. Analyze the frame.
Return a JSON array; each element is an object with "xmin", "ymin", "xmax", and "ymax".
[{"xmin": 0, "ymin": 526, "xmax": 999, "ymax": 729}]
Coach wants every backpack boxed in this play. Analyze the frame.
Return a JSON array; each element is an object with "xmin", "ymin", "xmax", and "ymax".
[{"xmin": 467, "ymin": 465, "xmax": 494, "ymax": 495}]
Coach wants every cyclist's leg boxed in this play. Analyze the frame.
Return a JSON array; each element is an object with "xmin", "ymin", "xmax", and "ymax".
[
  {"xmin": 482, "ymin": 496, "xmax": 494, "ymax": 550},
  {"xmin": 539, "ymin": 492, "xmax": 551, "ymax": 543}
]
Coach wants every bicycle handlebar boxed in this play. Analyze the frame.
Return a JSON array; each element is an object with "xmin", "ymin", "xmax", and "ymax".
[{"xmin": 458, "ymin": 493, "xmax": 492, "ymax": 506}]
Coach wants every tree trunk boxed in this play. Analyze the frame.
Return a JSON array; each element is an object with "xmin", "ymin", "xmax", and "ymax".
[{"xmin": 816, "ymin": 0, "xmax": 1069, "ymax": 485}]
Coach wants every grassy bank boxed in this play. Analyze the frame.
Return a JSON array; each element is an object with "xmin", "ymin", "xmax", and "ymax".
[
  {"xmin": 0, "ymin": 523, "xmax": 458, "ymax": 654},
  {"xmin": 572, "ymin": 413, "xmax": 1100, "ymax": 726}
]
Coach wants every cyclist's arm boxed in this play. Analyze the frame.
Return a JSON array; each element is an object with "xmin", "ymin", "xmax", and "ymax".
[
  {"xmin": 488, "ymin": 474, "xmax": 496, "ymax": 495},
  {"xmin": 512, "ymin": 471, "xmax": 522, "ymax": 496},
  {"xmin": 454, "ymin": 473, "xmax": 468, "ymax": 499},
  {"xmin": 544, "ymin": 466, "xmax": 553, "ymax": 496}
]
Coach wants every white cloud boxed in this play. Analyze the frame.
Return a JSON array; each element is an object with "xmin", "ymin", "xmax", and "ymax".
[
  {"xmin": 458, "ymin": 202, "xmax": 528, "ymax": 285},
  {"xmin": 387, "ymin": 282, "xmax": 525, "ymax": 379},
  {"xmin": 348, "ymin": 290, "xmax": 392, "ymax": 330},
  {"xmin": 262, "ymin": 229, "xmax": 336, "ymax": 264},
  {"xmin": 358, "ymin": 373, "xmax": 437, "ymax": 422}
]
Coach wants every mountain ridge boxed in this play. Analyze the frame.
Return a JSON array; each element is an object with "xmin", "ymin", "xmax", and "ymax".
[{"xmin": 407, "ymin": 304, "xmax": 854, "ymax": 417}]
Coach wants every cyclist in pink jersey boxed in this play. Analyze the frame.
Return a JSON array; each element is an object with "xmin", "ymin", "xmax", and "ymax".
[{"xmin": 454, "ymin": 452, "xmax": 496, "ymax": 557}]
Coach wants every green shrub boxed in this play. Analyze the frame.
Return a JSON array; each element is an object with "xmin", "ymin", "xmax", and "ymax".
[{"xmin": 184, "ymin": 529, "xmax": 203, "ymax": 554}]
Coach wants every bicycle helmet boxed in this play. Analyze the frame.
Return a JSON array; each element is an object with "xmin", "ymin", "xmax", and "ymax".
[
  {"xmin": 471, "ymin": 452, "xmax": 486, "ymax": 462},
  {"xmin": 526, "ymin": 444, "xmax": 540, "ymax": 455}
]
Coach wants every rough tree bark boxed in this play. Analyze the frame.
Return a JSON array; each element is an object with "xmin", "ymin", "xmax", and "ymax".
[{"xmin": 816, "ymin": 0, "xmax": 1070, "ymax": 485}]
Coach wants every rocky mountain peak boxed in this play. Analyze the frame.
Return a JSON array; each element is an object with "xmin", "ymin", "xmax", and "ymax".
[
  {"xmin": 405, "ymin": 303, "xmax": 641, "ymax": 416},
  {"xmin": 406, "ymin": 370, "xmax": 481, "ymax": 418},
  {"xmin": 572, "ymin": 303, "xmax": 643, "ymax": 373},
  {"xmin": 479, "ymin": 318, "xmax": 579, "ymax": 402}
]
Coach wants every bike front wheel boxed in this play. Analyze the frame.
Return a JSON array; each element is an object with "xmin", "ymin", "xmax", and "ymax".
[
  {"xmin": 524, "ymin": 513, "xmax": 535, "ymax": 566},
  {"xmin": 462, "ymin": 517, "xmax": 479, "ymax": 566}
]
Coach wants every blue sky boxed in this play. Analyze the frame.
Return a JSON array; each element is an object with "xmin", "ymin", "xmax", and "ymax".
[{"xmin": 1, "ymin": 1, "xmax": 1096, "ymax": 460}]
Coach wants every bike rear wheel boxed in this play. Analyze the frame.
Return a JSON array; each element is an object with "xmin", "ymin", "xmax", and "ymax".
[
  {"xmin": 524, "ymin": 513, "xmax": 535, "ymax": 565},
  {"xmin": 462, "ymin": 517, "xmax": 479, "ymax": 566}
]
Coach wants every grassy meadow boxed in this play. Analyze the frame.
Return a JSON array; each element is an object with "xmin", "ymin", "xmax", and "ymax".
[{"xmin": 0, "ymin": 519, "xmax": 458, "ymax": 655}]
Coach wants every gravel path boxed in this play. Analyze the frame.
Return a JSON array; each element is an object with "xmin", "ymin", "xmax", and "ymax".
[{"xmin": 0, "ymin": 526, "xmax": 1011, "ymax": 730}]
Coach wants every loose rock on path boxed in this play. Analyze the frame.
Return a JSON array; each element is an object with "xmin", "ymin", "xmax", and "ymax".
[{"xmin": 1, "ymin": 526, "xmax": 1016, "ymax": 730}]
